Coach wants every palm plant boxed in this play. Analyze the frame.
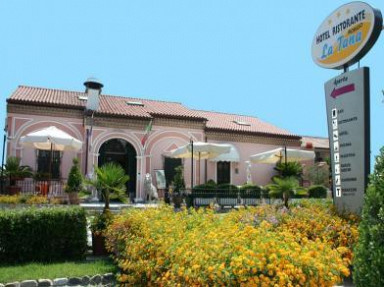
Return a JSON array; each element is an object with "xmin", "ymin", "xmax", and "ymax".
[
  {"xmin": 86, "ymin": 162, "xmax": 129, "ymax": 212},
  {"xmin": 3, "ymin": 156, "xmax": 33, "ymax": 186},
  {"xmin": 267, "ymin": 177, "xmax": 307, "ymax": 208},
  {"xmin": 274, "ymin": 161, "xmax": 303, "ymax": 179}
]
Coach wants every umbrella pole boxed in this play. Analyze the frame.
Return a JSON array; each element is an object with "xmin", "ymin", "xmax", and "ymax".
[
  {"xmin": 190, "ymin": 139, "xmax": 194, "ymax": 190},
  {"xmin": 198, "ymin": 152, "xmax": 201, "ymax": 185},
  {"xmin": 48, "ymin": 142, "xmax": 53, "ymax": 197},
  {"xmin": 49, "ymin": 143, "xmax": 53, "ymax": 180}
]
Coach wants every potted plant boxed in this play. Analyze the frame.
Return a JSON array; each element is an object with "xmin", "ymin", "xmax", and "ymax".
[
  {"xmin": 90, "ymin": 209, "xmax": 114, "ymax": 256},
  {"xmin": 86, "ymin": 162, "xmax": 129, "ymax": 255},
  {"xmin": 2, "ymin": 156, "xmax": 33, "ymax": 195},
  {"xmin": 171, "ymin": 166, "xmax": 185, "ymax": 209},
  {"xmin": 33, "ymin": 171, "xmax": 50, "ymax": 196},
  {"xmin": 65, "ymin": 158, "xmax": 83, "ymax": 204}
]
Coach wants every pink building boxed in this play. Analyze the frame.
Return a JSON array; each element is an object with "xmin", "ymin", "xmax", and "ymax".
[{"xmin": 6, "ymin": 79, "xmax": 310, "ymax": 200}]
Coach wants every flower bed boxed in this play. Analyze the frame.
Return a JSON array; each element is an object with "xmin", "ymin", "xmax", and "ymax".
[
  {"xmin": 105, "ymin": 200, "xmax": 358, "ymax": 286},
  {"xmin": 0, "ymin": 194, "xmax": 62, "ymax": 205}
]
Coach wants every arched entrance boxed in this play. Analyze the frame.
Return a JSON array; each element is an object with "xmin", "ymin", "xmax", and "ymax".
[{"xmin": 98, "ymin": 139, "xmax": 137, "ymax": 198}]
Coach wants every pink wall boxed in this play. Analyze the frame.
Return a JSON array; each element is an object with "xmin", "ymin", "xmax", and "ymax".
[{"xmin": 7, "ymin": 111, "xmax": 307, "ymax": 200}]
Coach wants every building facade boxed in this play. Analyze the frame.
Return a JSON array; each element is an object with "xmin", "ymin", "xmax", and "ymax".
[{"xmin": 6, "ymin": 81, "xmax": 318, "ymax": 200}]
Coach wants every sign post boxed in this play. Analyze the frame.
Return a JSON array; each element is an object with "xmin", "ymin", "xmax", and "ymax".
[{"xmin": 325, "ymin": 67, "xmax": 370, "ymax": 213}]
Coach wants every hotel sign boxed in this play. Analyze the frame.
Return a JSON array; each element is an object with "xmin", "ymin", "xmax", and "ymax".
[
  {"xmin": 312, "ymin": 2, "xmax": 382, "ymax": 69},
  {"xmin": 325, "ymin": 67, "xmax": 370, "ymax": 213}
]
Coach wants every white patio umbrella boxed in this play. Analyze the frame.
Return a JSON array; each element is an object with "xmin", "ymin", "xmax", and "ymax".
[
  {"xmin": 250, "ymin": 147, "xmax": 315, "ymax": 164},
  {"xmin": 20, "ymin": 126, "xmax": 83, "ymax": 179},
  {"xmin": 20, "ymin": 126, "xmax": 82, "ymax": 152},
  {"xmin": 170, "ymin": 142, "xmax": 231, "ymax": 160},
  {"xmin": 209, "ymin": 144, "xmax": 240, "ymax": 162},
  {"xmin": 169, "ymin": 141, "xmax": 231, "ymax": 187}
]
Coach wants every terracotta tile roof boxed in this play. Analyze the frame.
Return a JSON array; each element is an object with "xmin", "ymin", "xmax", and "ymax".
[
  {"xmin": 9, "ymin": 85, "xmax": 86, "ymax": 108},
  {"xmin": 301, "ymin": 136, "xmax": 329, "ymax": 149},
  {"xmin": 8, "ymin": 86, "xmax": 205, "ymax": 120},
  {"xmin": 194, "ymin": 110, "xmax": 299, "ymax": 138},
  {"xmin": 7, "ymin": 85, "xmax": 300, "ymax": 138}
]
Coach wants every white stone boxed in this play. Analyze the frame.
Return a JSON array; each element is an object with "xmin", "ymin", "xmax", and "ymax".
[{"xmin": 52, "ymin": 278, "xmax": 67, "ymax": 286}]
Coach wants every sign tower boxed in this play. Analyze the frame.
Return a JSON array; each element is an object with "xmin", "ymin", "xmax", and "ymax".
[{"xmin": 312, "ymin": 2, "xmax": 382, "ymax": 213}]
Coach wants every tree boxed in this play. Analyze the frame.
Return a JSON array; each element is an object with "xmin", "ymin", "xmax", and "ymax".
[
  {"xmin": 267, "ymin": 177, "xmax": 307, "ymax": 208},
  {"xmin": 65, "ymin": 158, "xmax": 83, "ymax": 193},
  {"xmin": 172, "ymin": 165, "xmax": 185, "ymax": 193},
  {"xmin": 305, "ymin": 162, "xmax": 330, "ymax": 186},
  {"xmin": 353, "ymin": 147, "xmax": 384, "ymax": 286},
  {"xmin": 86, "ymin": 162, "xmax": 129, "ymax": 211}
]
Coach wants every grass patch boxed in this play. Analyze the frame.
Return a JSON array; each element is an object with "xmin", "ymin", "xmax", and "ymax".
[{"xmin": 0, "ymin": 259, "xmax": 116, "ymax": 283}]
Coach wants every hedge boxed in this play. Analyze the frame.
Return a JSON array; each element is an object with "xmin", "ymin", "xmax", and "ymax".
[
  {"xmin": 353, "ymin": 147, "xmax": 384, "ymax": 286},
  {"xmin": 0, "ymin": 206, "xmax": 87, "ymax": 263},
  {"xmin": 239, "ymin": 184, "xmax": 262, "ymax": 198},
  {"xmin": 308, "ymin": 185, "xmax": 327, "ymax": 198}
]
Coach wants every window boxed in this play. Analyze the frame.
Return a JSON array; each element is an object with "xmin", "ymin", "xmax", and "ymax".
[
  {"xmin": 233, "ymin": 120, "xmax": 251, "ymax": 126},
  {"xmin": 217, "ymin": 161, "xmax": 230, "ymax": 185},
  {"xmin": 126, "ymin": 101, "xmax": 144, "ymax": 106},
  {"xmin": 37, "ymin": 150, "xmax": 61, "ymax": 179}
]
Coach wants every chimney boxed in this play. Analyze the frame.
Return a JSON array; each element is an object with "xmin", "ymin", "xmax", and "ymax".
[{"xmin": 83, "ymin": 77, "xmax": 103, "ymax": 111}]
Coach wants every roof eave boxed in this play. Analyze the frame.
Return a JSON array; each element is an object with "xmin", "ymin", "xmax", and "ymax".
[
  {"xmin": 149, "ymin": 113, "xmax": 207, "ymax": 122},
  {"xmin": 205, "ymin": 127, "xmax": 301, "ymax": 140},
  {"xmin": 7, "ymin": 99, "xmax": 84, "ymax": 110}
]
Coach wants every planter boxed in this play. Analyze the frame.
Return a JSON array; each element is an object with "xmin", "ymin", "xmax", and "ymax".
[
  {"xmin": 92, "ymin": 232, "xmax": 108, "ymax": 256},
  {"xmin": 35, "ymin": 181, "xmax": 49, "ymax": 196},
  {"xmin": 172, "ymin": 193, "xmax": 183, "ymax": 208},
  {"xmin": 68, "ymin": 192, "xmax": 80, "ymax": 205}
]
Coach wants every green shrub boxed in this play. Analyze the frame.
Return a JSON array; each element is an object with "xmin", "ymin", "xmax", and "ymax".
[
  {"xmin": 216, "ymin": 183, "xmax": 237, "ymax": 191},
  {"xmin": 216, "ymin": 184, "xmax": 238, "ymax": 198},
  {"xmin": 172, "ymin": 166, "xmax": 185, "ymax": 193},
  {"xmin": 206, "ymin": 179, "xmax": 216, "ymax": 186},
  {"xmin": 353, "ymin": 147, "xmax": 384, "ymax": 286},
  {"xmin": 308, "ymin": 185, "xmax": 327, "ymax": 198},
  {"xmin": 65, "ymin": 158, "xmax": 83, "ymax": 193},
  {"xmin": 261, "ymin": 186, "xmax": 270, "ymax": 199},
  {"xmin": 90, "ymin": 209, "xmax": 114, "ymax": 235},
  {"xmin": 239, "ymin": 184, "xmax": 261, "ymax": 198},
  {"xmin": 192, "ymin": 183, "xmax": 217, "ymax": 192},
  {"xmin": 0, "ymin": 206, "xmax": 87, "ymax": 263}
]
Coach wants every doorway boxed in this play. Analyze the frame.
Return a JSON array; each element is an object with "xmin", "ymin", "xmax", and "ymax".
[
  {"xmin": 98, "ymin": 139, "xmax": 137, "ymax": 197},
  {"xmin": 217, "ymin": 161, "xmax": 230, "ymax": 184}
]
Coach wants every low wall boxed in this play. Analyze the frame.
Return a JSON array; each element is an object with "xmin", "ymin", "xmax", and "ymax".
[{"xmin": 0, "ymin": 273, "xmax": 115, "ymax": 287}]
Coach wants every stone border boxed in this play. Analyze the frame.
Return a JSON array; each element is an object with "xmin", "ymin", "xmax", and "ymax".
[{"xmin": 0, "ymin": 273, "xmax": 115, "ymax": 287}]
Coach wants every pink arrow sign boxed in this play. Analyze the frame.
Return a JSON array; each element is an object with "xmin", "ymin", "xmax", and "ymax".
[{"xmin": 331, "ymin": 84, "xmax": 355, "ymax": 99}]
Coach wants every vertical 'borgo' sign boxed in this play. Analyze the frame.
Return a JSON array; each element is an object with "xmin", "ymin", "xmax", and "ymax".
[{"xmin": 312, "ymin": 2, "xmax": 382, "ymax": 69}]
